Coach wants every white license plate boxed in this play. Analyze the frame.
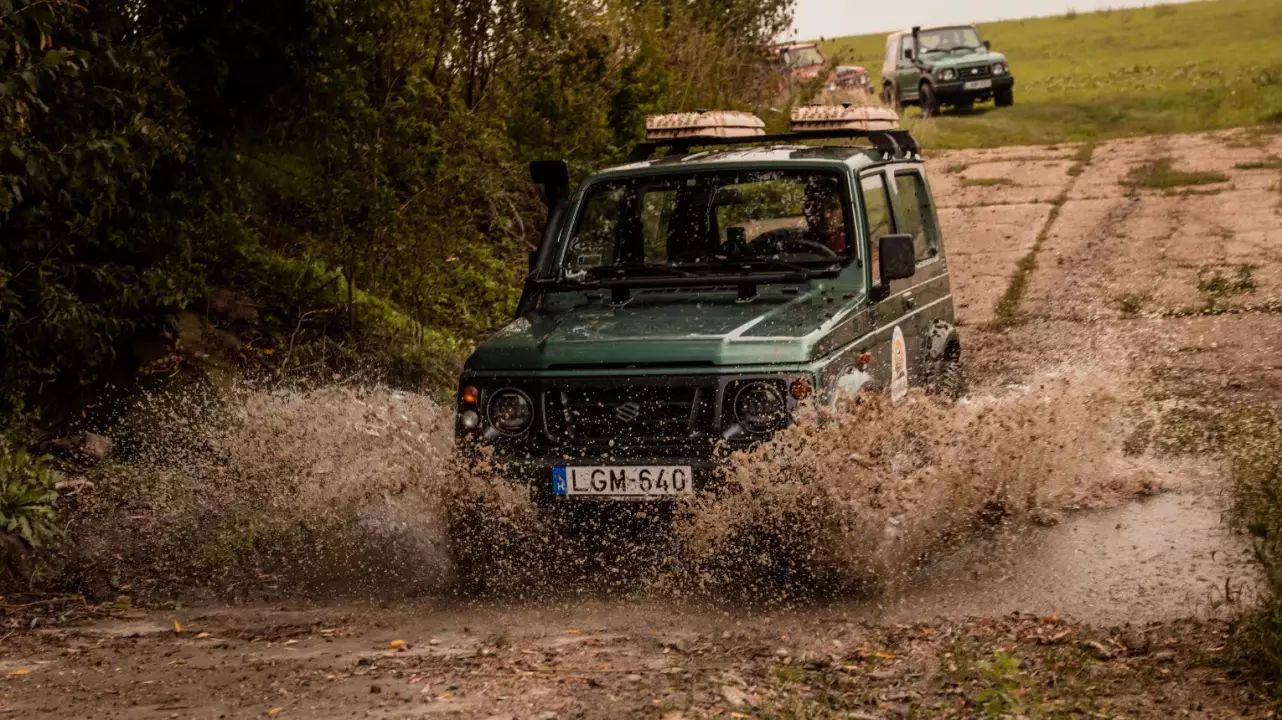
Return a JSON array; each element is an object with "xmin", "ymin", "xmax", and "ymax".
[
  {"xmin": 552, "ymin": 465, "xmax": 694, "ymax": 498},
  {"xmin": 963, "ymin": 79, "xmax": 993, "ymax": 90}
]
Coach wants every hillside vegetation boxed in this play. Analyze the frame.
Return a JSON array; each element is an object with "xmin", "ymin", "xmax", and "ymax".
[
  {"xmin": 0, "ymin": 0, "xmax": 790, "ymax": 436},
  {"xmin": 817, "ymin": 0, "xmax": 1282, "ymax": 147}
]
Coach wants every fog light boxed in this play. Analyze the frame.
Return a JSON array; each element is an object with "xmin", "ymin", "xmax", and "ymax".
[
  {"xmin": 459, "ymin": 409, "xmax": 480, "ymax": 429},
  {"xmin": 790, "ymin": 378, "xmax": 813, "ymax": 400}
]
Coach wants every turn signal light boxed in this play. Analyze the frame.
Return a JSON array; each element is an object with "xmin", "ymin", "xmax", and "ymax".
[
  {"xmin": 856, "ymin": 352, "xmax": 873, "ymax": 368},
  {"xmin": 460, "ymin": 385, "xmax": 479, "ymax": 405},
  {"xmin": 789, "ymin": 378, "xmax": 813, "ymax": 400}
]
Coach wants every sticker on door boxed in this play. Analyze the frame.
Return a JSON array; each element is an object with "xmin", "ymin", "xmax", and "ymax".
[{"xmin": 890, "ymin": 325, "xmax": 908, "ymax": 403}]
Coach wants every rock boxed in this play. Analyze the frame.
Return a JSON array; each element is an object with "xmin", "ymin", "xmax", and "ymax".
[
  {"xmin": 1082, "ymin": 640, "xmax": 1114, "ymax": 660},
  {"xmin": 370, "ymin": 683, "xmax": 382, "ymax": 694},
  {"xmin": 721, "ymin": 685, "xmax": 749, "ymax": 707},
  {"xmin": 49, "ymin": 432, "xmax": 113, "ymax": 465},
  {"xmin": 1152, "ymin": 650, "xmax": 1177, "ymax": 664}
]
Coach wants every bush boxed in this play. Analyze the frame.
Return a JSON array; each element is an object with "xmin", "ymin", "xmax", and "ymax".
[
  {"xmin": 1229, "ymin": 420, "xmax": 1282, "ymax": 693},
  {"xmin": 0, "ymin": 441, "xmax": 59, "ymax": 549}
]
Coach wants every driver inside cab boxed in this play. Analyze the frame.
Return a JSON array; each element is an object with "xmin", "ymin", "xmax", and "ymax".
[{"xmin": 803, "ymin": 179, "xmax": 847, "ymax": 254}]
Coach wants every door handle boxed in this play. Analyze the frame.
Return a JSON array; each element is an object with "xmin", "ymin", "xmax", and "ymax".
[{"xmin": 904, "ymin": 292, "xmax": 916, "ymax": 310}]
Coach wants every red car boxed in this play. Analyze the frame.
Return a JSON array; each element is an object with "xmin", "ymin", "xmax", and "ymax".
[{"xmin": 767, "ymin": 43, "xmax": 871, "ymax": 91}]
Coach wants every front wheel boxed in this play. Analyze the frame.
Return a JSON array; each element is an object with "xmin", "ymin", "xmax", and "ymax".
[
  {"xmin": 995, "ymin": 88, "xmax": 1014, "ymax": 107},
  {"xmin": 881, "ymin": 83, "xmax": 899, "ymax": 110},
  {"xmin": 929, "ymin": 345, "xmax": 967, "ymax": 400},
  {"xmin": 919, "ymin": 82, "xmax": 939, "ymax": 118}
]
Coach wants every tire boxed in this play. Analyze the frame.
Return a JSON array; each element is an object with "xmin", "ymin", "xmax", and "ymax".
[
  {"xmin": 930, "ymin": 344, "xmax": 967, "ymax": 400},
  {"xmin": 995, "ymin": 87, "xmax": 1014, "ymax": 107},
  {"xmin": 881, "ymin": 83, "xmax": 900, "ymax": 110},
  {"xmin": 919, "ymin": 82, "xmax": 939, "ymax": 118}
]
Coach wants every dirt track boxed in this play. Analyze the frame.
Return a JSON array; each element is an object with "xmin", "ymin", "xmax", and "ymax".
[{"xmin": 3, "ymin": 129, "xmax": 1282, "ymax": 718}]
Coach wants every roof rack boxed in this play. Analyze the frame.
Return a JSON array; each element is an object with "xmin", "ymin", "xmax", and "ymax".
[{"xmin": 625, "ymin": 127, "xmax": 920, "ymax": 163}]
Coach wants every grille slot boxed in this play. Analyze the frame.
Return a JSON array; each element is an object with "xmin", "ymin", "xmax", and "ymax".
[
  {"xmin": 958, "ymin": 64, "xmax": 992, "ymax": 79},
  {"xmin": 549, "ymin": 385, "xmax": 705, "ymax": 442}
]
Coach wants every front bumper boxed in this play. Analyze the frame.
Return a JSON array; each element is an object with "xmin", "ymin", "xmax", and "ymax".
[{"xmin": 934, "ymin": 75, "xmax": 1014, "ymax": 101}]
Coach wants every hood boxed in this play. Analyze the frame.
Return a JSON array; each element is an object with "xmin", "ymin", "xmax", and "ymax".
[
  {"xmin": 466, "ymin": 287, "xmax": 864, "ymax": 371},
  {"xmin": 925, "ymin": 49, "xmax": 1007, "ymax": 69}
]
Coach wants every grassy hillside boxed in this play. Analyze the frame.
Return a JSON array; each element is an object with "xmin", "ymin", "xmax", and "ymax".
[{"xmin": 815, "ymin": 0, "xmax": 1282, "ymax": 147}]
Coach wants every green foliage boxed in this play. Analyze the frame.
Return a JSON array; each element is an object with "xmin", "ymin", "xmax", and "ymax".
[
  {"xmin": 0, "ymin": 440, "xmax": 58, "ymax": 548},
  {"xmin": 1, "ymin": 0, "xmax": 795, "ymax": 425},
  {"xmin": 1229, "ymin": 420, "xmax": 1282, "ymax": 694},
  {"xmin": 1127, "ymin": 157, "xmax": 1229, "ymax": 189},
  {"xmin": 975, "ymin": 651, "xmax": 1028, "ymax": 717}
]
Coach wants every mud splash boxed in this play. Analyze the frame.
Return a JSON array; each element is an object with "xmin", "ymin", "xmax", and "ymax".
[{"xmin": 58, "ymin": 365, "xmax": 1173, "ymax": 605}]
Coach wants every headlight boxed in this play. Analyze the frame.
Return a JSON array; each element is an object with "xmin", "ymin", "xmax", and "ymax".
[
  {"xmin": 993, "ymin": 62, "xmax": 1008, "ymax": 75},
  {"xmin": 937, "ymin": 68, "xmax": 957, "ymax": 81},
  {"xmin": 734, "ymin": 382, "xmax": 788, "ymax": 434},
  {"xmin": 487, "ymin": 389, "xmax": 533, "ymax": 435}
]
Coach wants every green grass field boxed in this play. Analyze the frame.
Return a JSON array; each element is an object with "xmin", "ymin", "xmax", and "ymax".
[{"xmin": 815, "ymin": 0, "xmax": 1282, "ymax": 148}]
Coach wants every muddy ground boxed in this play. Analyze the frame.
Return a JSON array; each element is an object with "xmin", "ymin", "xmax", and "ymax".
[{"xmin": 3, "ymin": 128, "xmax": 1281, "ymax": 718}]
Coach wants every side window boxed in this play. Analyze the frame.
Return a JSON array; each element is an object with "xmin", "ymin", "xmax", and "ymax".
[
  {"xmin": 859, "ymin": 173, "xmax": 893, "ymax": 283},
  {"xmin": 901, "ymin": 37, "xmax": 915, "ymax": 61},
  {"xmin": 893, "ymin": 171, "xmax": 940, "ymax": 263}
]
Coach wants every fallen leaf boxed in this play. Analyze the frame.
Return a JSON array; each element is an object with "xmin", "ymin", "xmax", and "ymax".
[
  {"xmin": 173, "ymin": 620, "xmax": 182, "ymax": 633},
  {"xmin": 6, "ymin": 668, "xmax": 30, "ymax": 677},
  {"xmin": 267, "ymin": 707, "xmax": 284, "ymax": 717},
  {"xmin": 263, "ymin": 348, "xmax": 275, "ymax": 355},
  {"xmin": 566, "ymin": 629, "xmax": 581, "ymax": 635},
  {"xmin": 195, "ymin": 632, "xmax": 211, "ymax": 639},
  {"xmin": 387, "ymin": 640, "xmax": 407, "ymax": 650}
]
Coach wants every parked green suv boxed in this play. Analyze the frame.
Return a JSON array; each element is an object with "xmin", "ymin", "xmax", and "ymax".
[
  {"xmin": 881, "ymin": 25, "xmax": 1014, "ymax": 116},
  {"xmin": 455, "ymin": 111, "xmax": 962, "ymax": 502}
]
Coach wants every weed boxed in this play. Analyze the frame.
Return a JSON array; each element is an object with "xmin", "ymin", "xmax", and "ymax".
[
  {"xmin": 944, "ymin": 161, "xmax": 969, "ymax": 174},
  {"xmin": 0, "ymin": 440, "xmax": 59, "ymax": 548},
  {"xmin": 1154, "ymin": 4, "xmax": 1178, "ymax": 18},
  {"xmin": 774, "ymin": 664, "xmax": 805, "ymax": 683},
  {"xmin": 991, "ymin": 193, "xmax": 1067, "ymax": 327},
  {"xmin": 960, "ymin": 177, "xmax": 1017, "ymax": 188},
  {"xmin": 1235, "ymin": 156, "xmax": 1282, "ymax": 170},
  {"xmin": 1064, "ymin": 8, "xmax": 1078, "ymax": 21},
  {"xmin": 1116, "ymin": 292, "xmax": 1150, "ymax": 315},
  {"xmin": 1068, "ymin": 141, "xmax": 1097, "ymax": 176},
  {"xmin": 976, "ymin": 651, "xmax": 1029, "ymax": 717},
  {"xmin": 1127, "ymin": 157, "xmax": 1229, "ymax": 190},
  {"xmin": 1197, "ymin": 263, "xmax": 1257, "ymax": 298},
  {"xmin": 1228, "ymin": 418, "xmax": 1282, "ymax": 695}
]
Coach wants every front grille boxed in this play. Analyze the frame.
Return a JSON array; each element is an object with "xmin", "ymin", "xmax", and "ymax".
[
  {"xmin": 958, "ymin": 64, "xmax": 992, "ymax": 79},
  {"xmin": 547, "ymin": 385, "xmax": 709, "ymax": 443}
]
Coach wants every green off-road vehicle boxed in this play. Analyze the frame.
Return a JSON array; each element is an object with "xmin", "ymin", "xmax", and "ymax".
[
  {"xmin": 881, "ymin": 25, "xmax": 1014, "ymax": 117},
  {"xmin": 456, "ymin": 107, "xmax": 961, "ymax": 501}
]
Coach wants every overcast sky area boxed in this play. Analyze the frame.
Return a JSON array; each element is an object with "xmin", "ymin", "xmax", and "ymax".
[{"xmin": 790, "ymin": 0, "xmax": 1196, "ymax": 39}]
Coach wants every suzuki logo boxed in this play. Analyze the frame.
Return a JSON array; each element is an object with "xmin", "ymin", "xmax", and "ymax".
[{"xmin": 614, "ymin": 402, "xmax": 642, "ymax": 422}]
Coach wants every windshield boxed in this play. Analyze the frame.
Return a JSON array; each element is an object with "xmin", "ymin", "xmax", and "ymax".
[
  {"xmin": 785, "ymin": 47, "xmax": 825, "ymax": 68},
  {"xmin": 563, "ymin": 170, "xmax": 851, "ymax": 279},
  {"xmin": 917, "ymin": 27, "xmax": 984, "ymax": 54}
]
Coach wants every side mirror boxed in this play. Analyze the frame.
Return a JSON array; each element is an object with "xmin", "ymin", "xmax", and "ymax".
[
  {"xmin": 878, "ymin": 234, "xmax": 916, "ymax": 282},
  {"xmin": 904, "ymin": 49, "xmax": 914, "ymax": 60},
  {"xmin": 983, "ymin": 40, "xmax": 992, "ymax": 50},
  {"xmin": 530, "ymin": 159, "xmax": 569, "ymax": 208}
]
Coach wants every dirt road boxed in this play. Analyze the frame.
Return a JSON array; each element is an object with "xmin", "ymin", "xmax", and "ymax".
[{"xmin": 3, "ymin": 128, "xmax": 1281, "ymax": 718}]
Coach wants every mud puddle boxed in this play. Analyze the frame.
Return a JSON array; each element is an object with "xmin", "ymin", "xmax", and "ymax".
[{"xmin": 869, "ymin": 492, "xmax": 1262, "ymax": 625}]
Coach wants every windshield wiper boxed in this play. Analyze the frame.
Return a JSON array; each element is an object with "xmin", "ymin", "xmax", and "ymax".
[{"xmin": 583, "ymin": 263, "xmax": 697, "ymax": 280}]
